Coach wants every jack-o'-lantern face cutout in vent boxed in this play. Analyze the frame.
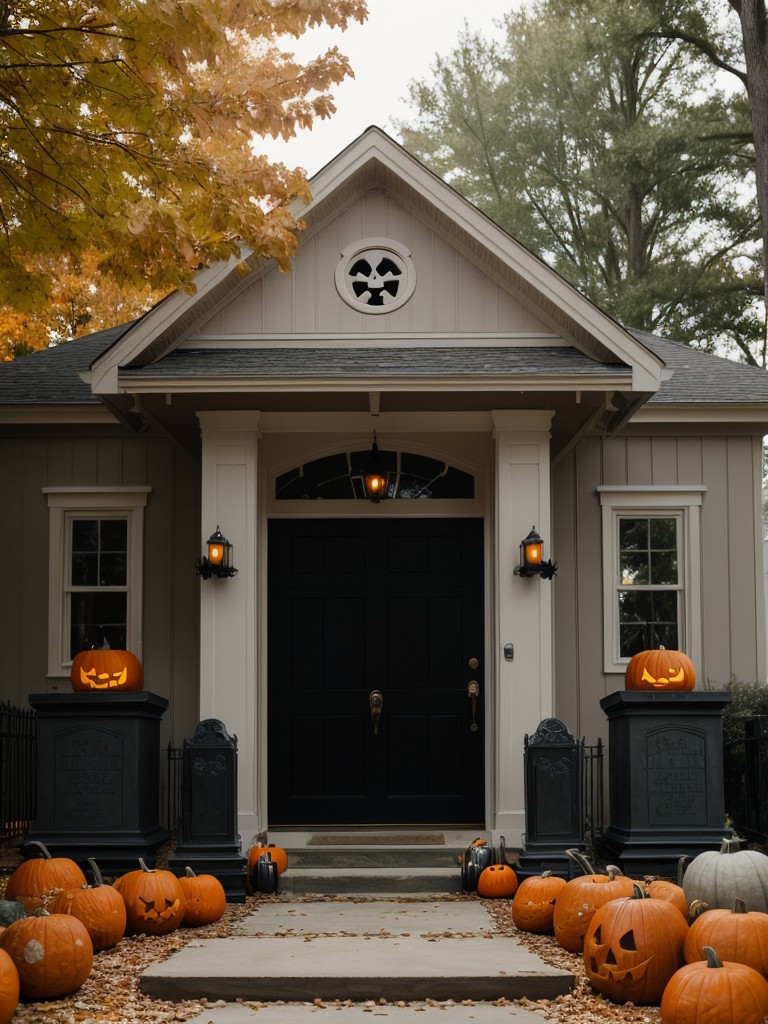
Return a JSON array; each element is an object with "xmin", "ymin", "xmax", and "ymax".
[{"xmin": 335, "ymin": 239, "xmax": 416, "ymax": 314}]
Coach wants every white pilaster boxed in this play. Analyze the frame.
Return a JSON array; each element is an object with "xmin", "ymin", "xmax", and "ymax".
[
  {"xmin": 491, "ymin": 410, "xmax": 555, "ymax": 845},
  {"xmin": 198, "ymin": 411, "xmax": 261, "ymax": 842}
]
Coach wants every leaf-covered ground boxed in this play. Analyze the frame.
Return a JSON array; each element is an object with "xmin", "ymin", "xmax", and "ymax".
[{"xmin": 0, "ymin": 863, "xmax": 662, "ymax": 1024}]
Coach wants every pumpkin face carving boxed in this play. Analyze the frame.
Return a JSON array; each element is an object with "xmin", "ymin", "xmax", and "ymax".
[
  {"xmin": 114, "ymin": 859, "xmax": 186, "ymax": 935},
  {"xmin": 625, "ymin": 646, "xmax": 695, "ymax": 692},
  {"xmin": 583, "ymin": 886, "xmax": 689, "ymax": 1004},
  {"xmin": 70, "ymin": 649, "xmax": 144, "ymax": 692}
]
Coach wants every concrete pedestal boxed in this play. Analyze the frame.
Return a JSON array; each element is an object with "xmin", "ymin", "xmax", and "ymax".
[
  {"xmin": 600, "ymin": 690, "xmax": 731, "ymax": 876},
  {"xmin": 26, "ymin": 691, "xmax": 170, "ymax": 873}
]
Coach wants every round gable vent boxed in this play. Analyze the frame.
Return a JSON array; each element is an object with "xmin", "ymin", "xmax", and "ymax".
[{"xmin": 335, "ymin": 238, "xmax": 416, "ymax": 314}]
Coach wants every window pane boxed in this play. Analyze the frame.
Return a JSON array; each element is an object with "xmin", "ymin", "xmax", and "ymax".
[
  {"xmin": 619, "ymin": 590, "xmax": 652, "ymax": 622},
  {"xmin": 650, "ymin": 550, "xmax": 678, "ymax": 586},
  {"xmin": 100, "ymin": 520, "xmax": 127, "ymax": 550},
  {"xmin": 619, "ymin": 519, "xmax": 648, "ymax": 551},
  {"xmin": 72, "ymin": 552, "xmax": 98, "ymax": 586},
  {"xmin": 72, "ymin": 520, "xmax": 98, "ymax": 552},
  {"xmin": 620, "ymin": 552, "xmax": 649, "ymax": 585},
  {"xmin": 70, "ymin": 593, "xmax": 127, "ymax": 657},
  {"xmin": 650, "ymin": 518, "xmax": 676, "ymax": 549},
  {"xmin": 100, "ymin": 554, "xmax": 126, "ymax": 586}
]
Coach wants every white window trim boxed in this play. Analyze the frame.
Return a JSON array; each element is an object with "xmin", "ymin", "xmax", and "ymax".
[
  {"xmin": 44, "ymin": 487, "xmax": 150, "ymax": 677},
  {"xmin": 598, "ymin": 487, "xmax": 705, "ymax": 676}
]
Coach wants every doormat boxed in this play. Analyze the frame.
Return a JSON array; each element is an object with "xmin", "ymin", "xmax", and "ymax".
[{"xmin": 307, "ymin": 833, "xmax": 445, "ymax": 846}]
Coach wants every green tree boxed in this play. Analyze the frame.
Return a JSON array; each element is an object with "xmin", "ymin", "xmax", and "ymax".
[
  {"xmin": 397, "ymin": 0, "xmax": 762, "ymax": 363},
  {"xmin": 0, "ymin": 0, "xmax": 367, "ymax": 312}
]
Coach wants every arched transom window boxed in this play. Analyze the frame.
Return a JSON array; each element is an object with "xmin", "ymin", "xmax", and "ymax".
[{"xmin": 276, "ymin": 449, "xmax": 474, "ymax": 500}]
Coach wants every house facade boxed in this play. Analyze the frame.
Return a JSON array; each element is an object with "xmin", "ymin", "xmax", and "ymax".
[{"xmin": 2, "ymin": 127, "xmax": 768, "ymax": 848}]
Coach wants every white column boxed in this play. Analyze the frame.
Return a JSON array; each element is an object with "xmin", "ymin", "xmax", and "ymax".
[
  {"xmin": 491, "ymin": 410, "xmax": 555, "ymax": 845},
  {"xmin": 197, "ymin": 411, "xmax": 261, "ymax": 843}
]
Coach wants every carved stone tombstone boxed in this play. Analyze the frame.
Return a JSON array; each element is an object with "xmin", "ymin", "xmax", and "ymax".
[
  {"xmin": 168, "ymin": 718, "xmax": 247, "ymax": 901},
  {"xmin": 600, "ymin": 690, "xmax": 731, "ymax": 876},
  {"xmin": 516, "ymin": 718, "xmax": 585, "ymax": 878},
  {"xmin": 26, "ymin": 691, "xmax": 169, "ymax": 872}
]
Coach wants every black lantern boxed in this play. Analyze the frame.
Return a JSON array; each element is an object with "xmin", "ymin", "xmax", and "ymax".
[
  {"xmin": 364, "ymin": 432, "xmax": 388, "ymax": 503},
  {"xmin": 514, "ymin": 526, "xmax": 557, "ymax": 580},
  {"xmin": 196, "ymin": 526, "xmax": 238, "ymax": 579}
]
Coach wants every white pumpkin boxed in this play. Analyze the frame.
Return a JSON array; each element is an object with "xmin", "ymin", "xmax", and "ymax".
[{"xmin": 683, "ymin": 837, "xmax": 768, "ymax": 913}]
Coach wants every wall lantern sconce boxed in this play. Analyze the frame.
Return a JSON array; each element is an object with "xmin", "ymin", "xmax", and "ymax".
[
  {"xmin": 364, "ymin": 432, "xmax": 388, "ymax": 504},
  {"xmin": 514, "ymin": 526, "xmax": 557, "ymax": 580},
  {"xmin": 196, "ymin": 526, "xmax": 238, "ymax": 579}
]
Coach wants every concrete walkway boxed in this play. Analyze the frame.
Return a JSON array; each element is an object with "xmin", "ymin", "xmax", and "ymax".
[{"xmin": 141, "ymin": 898, "xmax": 573, "ymax": 1022}]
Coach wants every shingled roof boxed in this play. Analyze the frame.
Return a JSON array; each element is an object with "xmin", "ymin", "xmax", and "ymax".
[
  {"xmin": 2, "ymin": 321, "xmax": 768, "ymax": 409},
  {"xmin": 0, "ymin": 323, "xmax": 131, "ymax": 405}
]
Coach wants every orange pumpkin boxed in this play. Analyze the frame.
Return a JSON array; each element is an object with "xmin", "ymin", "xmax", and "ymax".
[
  {"xmin": 248, "ymin": 841, "xmax": 287, "ymax": 876},
  {"xmin": 684, "ymin": 899, "xmax": 768, "ymax": 975},
  {"xmin": 70, "ymin": 648, "xmax": 144, "ymax": 692},
  {"xmin": 646, "ymin": 879, "xmax": 689, "ymax": 920},
  {"xmin": 477, "ymin": 863, "xmax": 519, "ymax": 899},
  {"xmin": 114, "ymin": 858, "xmax": 186, "ymax": 935},
  {"xmin": 178, "ymin": 867, "xmax": 227, "ymax": 927},
  {"xmin": 625, "ymin": 646, "xmax": 695, "ymax": 691},
  {"xmin": 583, "ymin": 884, "xmax": 689, "ymax": 1005},
  {"xmin": 661, "ymin": 945, "xmax": 768, "ymax": 1024},
  {"xmin": 53, "ymin": 859, "xmax": 126, "ymax": 951},
  {"xmin": 511, "ymin": 871, "xmax": 567, "ymax": 932},
  {"xmin": 0, "ymin": 910, "xmax": 93, "ymax": 1000},
  {"xmin": 5, "ymin": 841, "xmax": 87, "ymax": 912},
  {"xmin": 553, "ymin": 865, "xmax": 636, "ymax": 953},
  {"xmin": 0, "ymin": 948, "xmax": 19, "ymax": 1024}
]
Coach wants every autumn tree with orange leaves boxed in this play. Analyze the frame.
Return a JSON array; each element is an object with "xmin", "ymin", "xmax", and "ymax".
[{"xmin": 0, "ymin": 0, "xmax": 367, "ymax": 355}]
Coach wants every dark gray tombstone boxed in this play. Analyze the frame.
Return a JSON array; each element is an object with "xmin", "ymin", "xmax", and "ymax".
[
  {"xmin": 168, "ymin": 718, "xmax": 247, "ymax": 901},
  {"xmin": 600, "ymin": 690, "xmax": 731, "ymax": 876},
  {"xmin": 516, "ymin": 718, "xmax": 586, "ymax": 878},
  {"xmin": 26, "ymin": 691, "xmax": 169, "ymax": 872}
]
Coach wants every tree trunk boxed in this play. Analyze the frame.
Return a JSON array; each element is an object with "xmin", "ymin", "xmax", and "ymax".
[{"xmin": 733, "ymin": 0, "xmax": 768, "ymax": 363}]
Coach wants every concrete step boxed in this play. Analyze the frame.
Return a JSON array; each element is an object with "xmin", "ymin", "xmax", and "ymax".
[
  {"xmin": 140, "ymin": 899, "xmax": 574, "ymax": 1004},
  {"xmin": 253, "ymin": 833, "xmax": 517, "ymax": 895}
]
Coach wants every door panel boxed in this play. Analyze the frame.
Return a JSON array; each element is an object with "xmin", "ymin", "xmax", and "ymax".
[{"xmin": 268, "ymin": 518, "xmax": 484, "ymax": 826}]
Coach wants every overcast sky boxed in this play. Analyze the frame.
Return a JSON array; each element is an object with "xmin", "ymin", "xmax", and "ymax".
[{"xmin": 261, "ymin": 0, "xmax": 524, "ymax": 176}]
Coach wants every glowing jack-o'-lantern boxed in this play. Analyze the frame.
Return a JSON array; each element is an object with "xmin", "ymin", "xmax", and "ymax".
[
  {"xmin": 625, "ymin": 646, "xmax": 695, "ymax": 692},
  {"xmin": 70, "ymin": 649, "xmax": 144, "ymax": 693}
]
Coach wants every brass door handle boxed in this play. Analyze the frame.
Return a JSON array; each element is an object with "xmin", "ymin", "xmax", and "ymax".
[
  {"xmin": 467, "ymin": 680, "xmax": 479, "ymax": 732},
  {"xmin": 369, "ymin": 690, "xmax": 383, "ymax": 735}
]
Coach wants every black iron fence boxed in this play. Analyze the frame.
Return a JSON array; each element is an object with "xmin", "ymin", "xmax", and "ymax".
[
  {"xmin": 2, "ymin": 712, "xmax": 605, "ymax": 848},
  {"xmin": 724, "ymin": 716, "xmax": 768, "ymax": 842},
  {"xmin": 583, "ymin": 738, "xmax": 605, "ymax": 846},
  {"xmin": 0, "ymin": 702, "xmax": 36, "ymax": 838}
]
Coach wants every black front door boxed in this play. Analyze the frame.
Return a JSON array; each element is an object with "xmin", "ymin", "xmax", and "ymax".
[{"xmin": 268, "ymin": 518, "xmax": 484, "ymax": 826}]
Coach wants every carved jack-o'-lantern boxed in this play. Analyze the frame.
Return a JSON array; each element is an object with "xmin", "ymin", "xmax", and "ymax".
[
  {"xmin": 113, "ymin": 859, "xmax": 186, "ymax": 935},
  {"xmin": 70, "ymin": 649, "xmax": 144, "ymax": 692},
  {"xmin": 583, "ymin": 885, "xmax": 689, "ymax": 1005},
  {"xmin": 625, "ymin": 646, "xmax": 695, "ymax": 692}
]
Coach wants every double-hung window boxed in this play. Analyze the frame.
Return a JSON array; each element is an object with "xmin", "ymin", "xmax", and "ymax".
[
  {"xmin": 598, "ymin": 487, "xmax": 705, "ymax": 675},
  {"xmin": 45, "ymin": 488, "xmax": 149, "ymax": 678}
]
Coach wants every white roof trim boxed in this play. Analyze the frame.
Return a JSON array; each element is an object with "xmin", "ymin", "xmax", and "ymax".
[{"xmin": 88, "ymin": 127, "xmax": 664, "ymax": 396}]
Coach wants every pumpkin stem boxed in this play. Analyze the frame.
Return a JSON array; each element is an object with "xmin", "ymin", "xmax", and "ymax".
[
  {"xmin": 185, "ymin": 867, "xmax": 197, "ymax": 878},
  {"xmin": 631, "ymin": 883, "xmax": 646, "ymax": 899},
  {"xmin": 733, "ymin": 898, "xmax": 748, "ymax": 914},
  {"xmin": 606, "ymin": 864, "xmax": 624, "ymax": 880},
  {"xmin": 564, "ymin": 848, "xmax": 595, "ymax": 875},
  {"xmin": 32, "ymin": 908, "xmax": 51, "ymax": 917},
  {"xmin": 498, "ymin": 836, "xmax": 509, "ymax": 864},
  {"xmin": 703, "ymin": 946, "xmax": 723, "ymax": 969},
  {"xmin": 689, "ymin": 898, "xmax": 709, "ymax": 920},
  {"xmin": 138, "ymin": 857, "xmax": 155, "ymax": 873},
  {"xmin": 719, "ymin": 836, "xmax": 744, "ymax": 854},
  {"xmin": 23, "ymin": 840, "xmax": 52, "ymax": 860},
  {"xmin": 676, "ymin": 855, "xmax": 688, "ymax": 886},
  {"xmin": 541, "ymin": 870, "xmax": 552, "ymax": 878},
  {"xmin": 87, "ymin": 858, "xmax": 104, "ymax": 888}
]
